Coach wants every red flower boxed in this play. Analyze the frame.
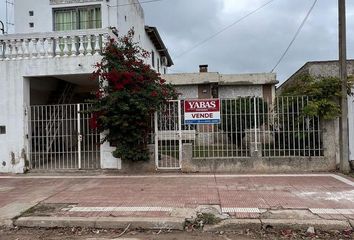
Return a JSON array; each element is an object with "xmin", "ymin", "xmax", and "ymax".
[
  {"xmin": 150, "ymin": 90, "xmax": 158, "ymax": 97},
  {"xmin": 122, "ymin": 72, "xmax": 135, "ymax": 82},
  {"xmin": 89, "ymin": 113, "xmax": 100, "ymax": 129},
  {"xmin": 95, "ymin": 90, "xmax": 104, "ymax": 99},
  {"xmin": 107, "ymin": 69, "xmax": 121, "ymax": 84},
  {"xmin": 115, "ymin": 83, "xmax": 125, "ymax": 90}
]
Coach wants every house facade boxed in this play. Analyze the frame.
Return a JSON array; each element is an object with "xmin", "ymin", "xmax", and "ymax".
[
  {"xmin": 0, "ymin": 0, "xmax": 172, "ymax": 173},
  {"xmin": 164, "ymin": 65, "xmax": 277, "ymax": 101}
]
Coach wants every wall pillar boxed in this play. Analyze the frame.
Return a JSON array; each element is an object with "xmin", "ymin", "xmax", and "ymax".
[
  {"xmin": 321, "ymin": 120, "xmax": 338, "ymax": 170},
  {"xmin": 100, "ymin": 132, "xmax": 122, "ymax": 170}
]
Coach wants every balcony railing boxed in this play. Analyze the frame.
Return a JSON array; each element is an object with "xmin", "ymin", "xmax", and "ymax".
[{"xmin": 0, "ymin": 28, "xmax": 117, "ymax": 61}]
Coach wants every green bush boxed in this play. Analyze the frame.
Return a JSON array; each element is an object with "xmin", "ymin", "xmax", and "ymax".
[{"xmin": 281, "ymin": 74, "xmax": 353, "ymax": 120}]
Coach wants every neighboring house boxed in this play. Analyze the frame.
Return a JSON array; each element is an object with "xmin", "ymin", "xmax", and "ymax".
[
  {"xmin": 277, "ymin": 60, "xmax": 354, "ymax": 168},
  {"xmin": 0, "ymin": 0, "xmax": 172, "ymax": 173},
  {"xmin": 164, "ymin": 65, "xmax": 277, "ymax": 101},
  {"xmin": 277, "ymin": 60, "xmax": 354, "ymax": 95}
]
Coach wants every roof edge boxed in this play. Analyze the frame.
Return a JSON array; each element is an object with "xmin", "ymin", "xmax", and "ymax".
[{"xmin": 145, "ymin": 26, "xmax": 174, "ymax": 67}]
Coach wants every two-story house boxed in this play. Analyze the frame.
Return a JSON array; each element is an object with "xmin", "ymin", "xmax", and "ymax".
[{"xmin": 0, "ymin": 0, "xmax": 173, "ymax": 173}]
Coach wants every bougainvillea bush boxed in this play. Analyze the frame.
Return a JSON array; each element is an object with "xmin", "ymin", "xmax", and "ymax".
[{"xmin": 89, "ymin": 29, "xmax": 177, "ymax": 162}]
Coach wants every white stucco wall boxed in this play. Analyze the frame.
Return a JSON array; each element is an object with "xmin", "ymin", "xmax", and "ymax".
[
  {"xmin": 0, "ymin": 55, "xmax": 124, "ymax": 173},
  {"xmin": 218, "ymin": 86, "xmax": 263, "ymax": 98},
  {"xmin": 14, "ymin": 0, "xmax": 146, "ymax": 37},
  {"xmin": 14, "ymin": 0, "xmax": 108, "ymax": 33},
  {"xmin": 0, "ymin": 61, "xmax": 28, "ymax": 173},
  {"xmin": 175, "ymin": 85, "xmax": 198, "ymax": 99}
]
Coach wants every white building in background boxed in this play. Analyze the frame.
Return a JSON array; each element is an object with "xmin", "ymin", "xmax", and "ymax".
[{"xmin": 0, "ymin": 0, "xmax": 173, "ymax": 173}]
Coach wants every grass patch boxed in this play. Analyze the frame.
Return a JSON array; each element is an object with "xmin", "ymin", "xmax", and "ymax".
[{"xmin": 20, "ymin": 203, "xmax": 71, "ymax": 217}]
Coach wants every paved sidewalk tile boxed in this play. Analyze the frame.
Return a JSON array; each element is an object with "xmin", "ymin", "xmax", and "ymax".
[{"xmin": 0, "ymin": 174, "xmax": 353, "ymax": 221}]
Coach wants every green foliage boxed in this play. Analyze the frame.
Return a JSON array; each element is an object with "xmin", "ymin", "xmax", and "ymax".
[
  {"xmin": 272, "ymin": 96, "xmax": 322, "ymax": 156},
  {"xmin": 281, "ymin": 74, "xmax": 353, "ymax": 120},
  {"xmin": 89, "ymin": 29, "xmax": 178, "ymax": 162}
]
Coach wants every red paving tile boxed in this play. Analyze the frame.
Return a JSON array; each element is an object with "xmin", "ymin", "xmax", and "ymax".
[{"xmin": 0, "ymin": 174, "xmax": 353, "ymax": 219}]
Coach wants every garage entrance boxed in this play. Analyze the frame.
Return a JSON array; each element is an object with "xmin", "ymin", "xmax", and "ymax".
[
  {"xmin": 29, "ymin": 103, "xmax": 100, "ymax": 170},
  {"xmin": 28, "ymin": 75, "xmax": 100, "ymax": 170}
]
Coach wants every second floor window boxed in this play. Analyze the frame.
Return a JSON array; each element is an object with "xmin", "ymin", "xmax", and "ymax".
[
  {"xmin": 54, "ymin": 6, "xmax": 102, "ymax": 31},
  {"xmin": 151, "ymin": 50, "xmax": 155, "ymax": 68}
]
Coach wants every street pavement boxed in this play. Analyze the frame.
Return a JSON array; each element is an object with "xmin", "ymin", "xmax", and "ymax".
[{"xmin": 0, "ymin": 173, "xmax": 353, "ymax": 229}]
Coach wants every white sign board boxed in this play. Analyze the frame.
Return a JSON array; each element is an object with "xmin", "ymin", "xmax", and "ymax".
[{"xmin": 184, "ymin": 99, "xmax": 221, "ymax": 124}]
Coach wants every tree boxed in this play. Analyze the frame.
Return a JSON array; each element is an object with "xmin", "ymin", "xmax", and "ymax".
[{"xmin": 89, "ymin": 29, "xmax": 178, "ymax": 162}]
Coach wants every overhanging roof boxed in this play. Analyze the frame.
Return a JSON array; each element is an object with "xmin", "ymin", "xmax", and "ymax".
[{"xmin": 145, "ymin": 26, "xmax": 174, "ymax": 67}]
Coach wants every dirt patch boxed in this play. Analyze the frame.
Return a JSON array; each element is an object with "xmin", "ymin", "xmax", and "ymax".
[
  {"xmin": 0, "ymin": 226, "xmax": 353, "ymax": 240},
  {"xmin": 20, "ymin": 203, "xmax": 74, "ymax": 217}
]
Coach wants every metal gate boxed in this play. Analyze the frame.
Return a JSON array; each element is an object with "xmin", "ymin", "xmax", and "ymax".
[
  {"xmin": 28, "ymin": 103, "xmax": 100, "ymax": 170},
  {"xmin": 154, "ymin": 100, "xmax": 182, "ymax": 169}
]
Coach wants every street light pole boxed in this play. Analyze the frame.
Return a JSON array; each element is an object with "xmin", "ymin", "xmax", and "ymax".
[{"xmin": 339, "ymin": 0, "xmax": 350, "ymax": 173}]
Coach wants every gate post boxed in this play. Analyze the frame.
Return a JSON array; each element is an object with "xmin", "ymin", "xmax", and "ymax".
[
  {"xmin": 254, "ymin": 96, "xmax": 258, "ymax": 152},
  {"xmin": 77, "ymin": 104, "xmax": 82, "ymax": 169},
  {"xmin": 154, "ymin": 111, "xmax": 158, "ymax": 168},
  {"xmin": 178, "ymin": 100, "xmax": 182, "ymax": 168}
]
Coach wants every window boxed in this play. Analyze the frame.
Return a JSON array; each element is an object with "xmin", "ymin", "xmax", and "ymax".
[
  {"xmin": 0, "ymin": 126, "xmax": 6, "ymax": 134},
  {"xmin": 53, "ymin": 6, "xmax": 102, "ymax": 31},
  {"xmin": 157, "ymin": 58, "xmax": 160, "ymax": 73},
  {"xmin": 29, "ymin": 11, "xmax": 34, "ymax": 16},
  {"xmin": 151, "ymin": 50, "xmax": 155, "ymax": 68},
  {"xmin": 29, "ymin": 22, "xmax": 34, "ymax": 28}
]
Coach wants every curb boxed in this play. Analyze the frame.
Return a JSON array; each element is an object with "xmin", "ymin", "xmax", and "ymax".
[
  {"xmin": 14, "ymin": 216, "xmax": 354, "ymax": 232},
  {"xmin": 15, "ymin": 216, "xmax": 185, "ymax": 230},
  {"xmin": 203, "ymin": 219, "xmax": 262, "ymax": 232},
  {"xmin": 203, "ymin": 219, "xmax": 353, "ymax": 232},
  {"xmin": 261, "ymin": 219, "xmax": 352, "ymax": 231},
  {"xmin": 0, "ymin": 219, "xmax": 14, "ymax": 227}
]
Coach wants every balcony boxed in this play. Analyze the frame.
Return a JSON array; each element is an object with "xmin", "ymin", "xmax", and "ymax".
[{"xmin": 0, "ymin": 28, "xmax": 117, "ymax": 61}]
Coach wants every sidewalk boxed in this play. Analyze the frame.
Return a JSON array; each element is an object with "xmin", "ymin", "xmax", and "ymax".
[{"xmin": 0, "ymin": 173, "xmax": 353, "ymax": 231}]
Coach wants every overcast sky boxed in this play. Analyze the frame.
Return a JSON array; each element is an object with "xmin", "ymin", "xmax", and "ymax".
[
  {"xmin": 143, "ymin": 0, "xmax": 354, "ymax": 83},
  {"xmin": 1, "ymin": 0, "xmax": 354, "ymax": 83}
]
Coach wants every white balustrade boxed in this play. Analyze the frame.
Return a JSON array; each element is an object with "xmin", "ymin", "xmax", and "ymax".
[
  {"xmin": 0, "ymin": 28, "xmax": 117, "ymax": 61},
  {"xmin": 32, "ymin": 38, "xmax": 38, "ymax": 58},
  {"xmin": 63, "ymin": 36, "xmax": 69, "ymax": 57},
  {"xmin": 94, "ymin": 34, "xmax": 100, "ymax": 56},
  {"xmin": 17, "ymin": 40, "xmax": 23, "ymax": 60},
  {"xmin": 11, "ymin": 40, "xmax": 18, "ymax": 60},
  {"xmin": 23, "ymin": 39, "xmax": 30, "ymax": 59},
  {"xmin": 47, "ymin": 38, "xmax": 53, "ymax": 58},
  {"xmin": 86, "ymin": 35, "xmax": 93, "ymax": 56},
  {"xmin": 78, "ymin": 35, "xmax": 85, "ymax": 56},
  {"xmin": 54, "ymin": 37, "xmax": 61, "ymax": 58},
  {"xmin": 39, "ymin": 38, "xmax": 46, "ymax": 58}
]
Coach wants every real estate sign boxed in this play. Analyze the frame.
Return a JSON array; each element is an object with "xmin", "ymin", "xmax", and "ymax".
[{"xmin": 184, "ymin": 99, "xmax": 221, "ymax": 124}]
